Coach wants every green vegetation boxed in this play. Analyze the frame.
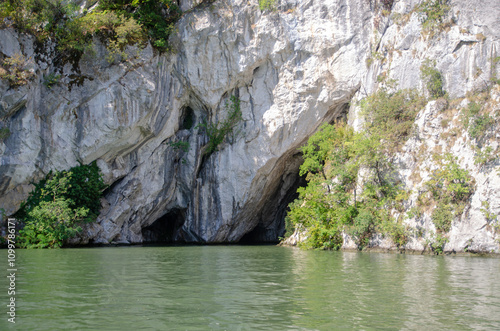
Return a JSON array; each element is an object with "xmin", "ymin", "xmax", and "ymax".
[
  {"xmin": 469, "ymin": 114, "xmax": 494, "ymax": 140},
  {"xmin": 462, "ymin": 101, "xmax": 495, "ymax": 140},
  {"xmin": 283, "ymin": 84, "xmax": 482, "ymax": 251},
  {"xmin": 419, "ymin": 154, "xmax": 474, "ymax": 234},
  {"xmin": 285, "ymin": 88, "xmax": 426, "ymax": 250},
  {"xmin": 98, "ymin": 0, "xmax": 181, "ymax": 51},
  {"xmin": 473, "ymin": 146, "xmax": 497, "ymax": 166},
  {"xmin": 360, "ymin": 89, "xmax": 426, "ymax": 153},
  {"xmin": 0, "ymin": 127, "xmax": 11, "ymax": 141},
  {"xmin": 428, "ymin": 232, "xmax": 449, "ymax": 254},
  {"xmin": 285, "ymin": 121, "xmax": 409, "ymax": 250},
  {"xmin": 491, "ymin": 56, "xmax": 500, "ymax": 85},
  {"xmin": 43, "ymin": 72, "xmax": 61, "ymax": 88},
  {"xmin": 0, "ymin": 53, "xmax": 35, "ymax": 87},
  {"xmin": 200, "ymin": 95, "xmax": 242, "ymax": 155},
  {"xmin": 16, "ymin": 162, "xmax": 106, "ymax": 248},
  {"xmin": 416, "ymin": 0, "xmax": 451, "ymax": 35},
  {"xmin": 480, "ymin": 201, "xmax": 498, "ymax": 223},
  {"xmin": 420, "ymin": 59, "xmax": 445, "ymax": 99},
  {"xmin": 169, "ymin": 141, "xmax": 190, "ymax": 153},
  {"xmin": 0, "ymin": 0, "xmax": 181, "ymax": 61},
  {"xmin": 259, "ymin": 0, "xmax": 276, "ymax": 11}
]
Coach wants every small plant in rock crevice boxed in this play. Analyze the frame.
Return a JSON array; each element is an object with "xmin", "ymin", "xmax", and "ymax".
[
  {"xmin": 417, "ymin": 0, "xmax": 451, "ymax": 36},
  {"xmin": 0, "ymin": 53, "xmax": 35, "ymax": 87},
  {"xmin": 418, "ymin": 153, "xmax": 475, "ymax": 235},
  {"xmin": 43, "ymin": 72, "xmax": 61, "ymax": 88},
  {"xmin": 0, "ymin": 127, "xmax": 11, "ymax": 141},
  {"xmin": 259, "ymin": 0, "xmax": 277, "ymax": 11},
  {"xmin": 198, "ymin": 95, "xmax": 242, "ymax": 156},
  {"xmin": 420, "ymin": 59, "xmax": 445, "ymax": 99}
]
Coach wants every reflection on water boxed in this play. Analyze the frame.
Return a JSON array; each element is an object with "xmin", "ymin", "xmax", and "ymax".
[{"xmin": 1, "ymin": 246, "xmax": 499, "ymax": 330}]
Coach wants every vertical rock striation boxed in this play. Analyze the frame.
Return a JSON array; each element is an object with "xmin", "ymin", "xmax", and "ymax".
[{"xmin": 0, "ymin": 0, "xmax": 499, "ymax": 252}]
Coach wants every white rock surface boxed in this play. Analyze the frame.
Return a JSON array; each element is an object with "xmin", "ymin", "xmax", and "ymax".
[{"xmin": 0, "ymin": 0, "xmax": 499, "ymax": 252}]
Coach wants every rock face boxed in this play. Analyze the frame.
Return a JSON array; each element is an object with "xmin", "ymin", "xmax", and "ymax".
[{"xmin": 1, "ymin": 0, "xmax": 499, "ymax": 252}]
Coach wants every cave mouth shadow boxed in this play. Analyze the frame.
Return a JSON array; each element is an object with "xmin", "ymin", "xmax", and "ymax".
[
  {"xmin": 142, "ymin": 208, "xmax": 186, "ymax": 243},
  {"xmin": 239, "ymin": 172, "xmax": 307, "ymax": 245}
]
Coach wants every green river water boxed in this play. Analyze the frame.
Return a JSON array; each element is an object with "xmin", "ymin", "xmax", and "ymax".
[{"xmin": 1, "ymin": 245, "xmax": 500, "ymax": 330}]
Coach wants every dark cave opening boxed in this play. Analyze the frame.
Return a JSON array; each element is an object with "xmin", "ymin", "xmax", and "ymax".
[
  {"xmin": 142, "ymin": 209, "xmax": 186, "ymax": 243},
  {"xmin": 239, "ymin": 167, "xmax": 307, "ymax": 244},
  {"xmin": 180, "ymin": 106, "xmax": 195, "ymax": 130}
]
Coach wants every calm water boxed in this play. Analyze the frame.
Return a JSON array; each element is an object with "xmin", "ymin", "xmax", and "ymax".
[{"xmin": 1, "ymin": 245, "xmax": 500, "ymax": 330}]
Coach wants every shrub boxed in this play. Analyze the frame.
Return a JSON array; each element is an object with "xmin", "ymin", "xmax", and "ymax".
[
  {"xmin": 285, "ymin": 121, "xmax": 408, "ymax": 250},
  {"xmin": 43, "ymin": 72, "xmax": 61, "ymax": 88},
  {"xmin": 169, "ymin": 141, "xmax": 190, "ymax": 152},
  {"xmin": 19, "ymin": 198, "xmax": 89, "ymax": 248},
  {"xmin": 0, "ymin": 127, "xmax": 11, "ymax": 141},
  {"xmin": 422, "ymin": 154, "xmax": 474, "ymax": 233},
  {"xmin": 429, "ymin": 232, "xmax": 448, "ymax": 254},
  {"xmin": 426, "ymin": 154, "xmax": 474, "ymax": 204},
  {"xmin": 420, "ymin": 59, "xmax": 445, "ymax": 98},
  {"xmin": 259, "ymin": 0, "xmax": 276, "ymax": 11},
  {"xmin": 98, "ymin": 0, "xmax": 181, "ymax": 52},
  {"xmin": 473, "ymin": 146, "xmax": 497, "ymax": 166},
  {"xmin": 431, "ymin": 201, "xmax": 453, "ymax": 232},
  {"xmin": 200, "ymin": 96, "xmax": 242, "ymax": 155},
  {"xmin": 469, "ymin": 114, "xmax": 494, "ymax": 140},
  {"xmin": 0, "ymin": 53, "xmax": 35, "ymax": 87},
  {"xmin": 1, "ymin": 0, "xmax": 181, "ymax": 61},
  {"xmin": 360, "ymin": 88, "xmax": 426, "ymax": 153},
  {"xmin": 16, "ymin": 161, "xmax": 106, "ymax": 248},
  {"xmin": 417, "ymin": 0, "xmax": 451, "ymax": 34}
]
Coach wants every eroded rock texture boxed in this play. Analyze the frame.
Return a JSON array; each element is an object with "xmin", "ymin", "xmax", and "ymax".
[{"xmin": 1, "ymin": 0, "xmax": 499, "ymax": 251}]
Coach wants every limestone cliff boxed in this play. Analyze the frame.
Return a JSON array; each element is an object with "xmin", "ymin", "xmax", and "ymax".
[{"xmin": 0, "ymin": 0, "xmax": 499, "ymax": 252}]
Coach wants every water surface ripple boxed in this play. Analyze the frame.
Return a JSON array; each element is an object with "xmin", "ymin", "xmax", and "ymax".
[{"xmin": 1, "ymin": 246, "xmax": 499, "ymax": 330}]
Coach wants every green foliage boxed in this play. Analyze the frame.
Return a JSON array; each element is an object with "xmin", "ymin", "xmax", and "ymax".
[
  {"xmin": 428, "ymin": 232, "xmax": 448, "ymax": 254},
  {"xmin": 0, "ymin": 53, "xmax": 35, "ymax": 87},
  {"xmin": 360, "ymin": 88, "xmax": 426, "ymax": 153},
  {"xmin": 98, "ymin": 0, "xmax": 181, "ymax": 51},
  {"xmin": 0, "ymin": 0, "xmax": 180, "ymax": 60},
  {"xmin": 380, "ymin": 217, "xmax": 409, "ymax": 248},
  {"xmin": 421, "ymin": 154, "xmax": 474, "ymax": 233},
  {"xmin": 407, "ymin": 206, "xmax": 423, "ymax": 220},
  {"xmin": 473, "ymin": 146, "xmax": 497, "ymax": 166},
  {"xmin": 420, "ymin": 59, "xmax": 445, "ymax": 98},
  {"xmin": 480, "ymin": 201, "xmax": 498, "ymax": 223},
  {"xmin": 42, "ymin": 72, "xmax": 61, "ymax": 88},
  {"xmin": 285, "ymin": 122, "xmax": 409, "ymax": 250},
  {"xmin": 259, "ymin": 0, "xmax": 276, "ymax": 11},
  {"xmin": 169, "ymin": 141, "xmax": 190, "ymax": 152},
  {"xmin": 462, "ymin": 101, "xmax": 495, "ymax": 141},
  {"xmin": 426, "ymin": 154, "xmax": 474, "ymax": 204},
  {"xmin": 16, "ymin": 162, "xmax": 106, "ymax": 248},
  {"xmin": 431, "ymin": 201, "xmax": 453, "ymax": 233},
  {"xmin": 285, "ymin": 88, "xmax": 428, "ymax": 250},
  {"xmin": 0, "ymin": 127, "xmax": 11, "ymax": 141},
  {"xmin": 417, "ymin": 0, "xmax": 451, "ymax": 34},
  {"xmin": 469, "ymin": 114, "xmax": 494, "ymax": 140},
  {"xmin": 200, "ymin": 96, "xmax": 242, "ymax": 155},
  {"xmin": 19, "ymin": 199, "xmax": 89, "ymax": 248}
]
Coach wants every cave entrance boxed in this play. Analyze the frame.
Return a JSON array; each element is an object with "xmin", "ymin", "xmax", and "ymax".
[
  {"xmin": 142, "ymin": 209, "xmax": 186, "ymax": 243},
  {"xmin": 239, "ymin": 160, "xmax": 307, "ymax": 244}
]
